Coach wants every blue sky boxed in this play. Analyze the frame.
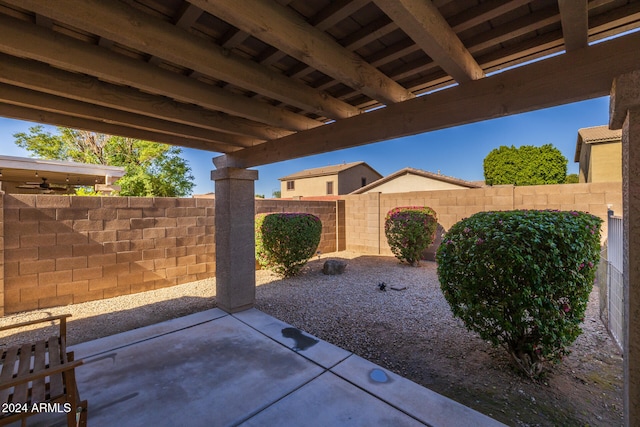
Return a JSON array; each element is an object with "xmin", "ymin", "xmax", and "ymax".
[{"xmin": 0, "ymin": 96, "xmax": 610, "ymax": 196}]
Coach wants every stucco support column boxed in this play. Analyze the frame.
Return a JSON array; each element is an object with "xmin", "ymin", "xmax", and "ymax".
[
  {"xmin": 211, "ymin": 165, "xmax": 258, "ymax": 313},
  {"xmin": 610, "ymin": 70, "xmax": 640, "ymax": 426}
]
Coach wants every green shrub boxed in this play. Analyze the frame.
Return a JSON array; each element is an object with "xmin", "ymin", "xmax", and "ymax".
[
  {"xmin": 436, "ymin": 210, "xmax": 602, "ymax": 378},
  {"xmin": 255, "ymin": 212, "xmax": 322, "ymax": 278},
  {"xmin": 385, "ymin": 206, "xmax": 438, "ymax": 266}
]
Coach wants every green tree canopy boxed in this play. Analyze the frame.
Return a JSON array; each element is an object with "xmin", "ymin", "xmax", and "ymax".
[
  {"xmin": 483, "ymin": 144, "xmax": 568, "ymax": 186},
  {"xmin": 565, "ymin": 173, "xmax": 579, "ymax": 184},
  {"xmin": 14, "ymin": 126, "xmax": 194, "ymax": 197}
]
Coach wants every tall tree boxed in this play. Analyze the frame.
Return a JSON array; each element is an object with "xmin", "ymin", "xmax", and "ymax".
[
  {"xmin": 483, "ymin": 144, "xmax": 568, "ymax": 186},
  {"xmin": 14, "ymin": 126, "xmax": 194, "ymax": 196}
]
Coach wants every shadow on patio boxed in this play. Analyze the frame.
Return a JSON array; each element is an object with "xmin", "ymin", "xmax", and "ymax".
[{"xmin": 9, "ymin": 308, "xmax": 505, "ymax": 427}]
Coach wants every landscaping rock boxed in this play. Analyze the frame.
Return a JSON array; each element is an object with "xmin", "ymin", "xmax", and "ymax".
[{"xmin": 323, "ymin": 259, "xmax": 347, "ymax": 275}]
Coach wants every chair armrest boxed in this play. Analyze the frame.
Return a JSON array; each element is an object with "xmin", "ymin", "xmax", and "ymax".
[
  {"xmin": 0, "ymin": 315, "xmax": 71, "ymax": 339},
  {"xmin": 0, "ymin": 359, "xmax": 84, "ymax": 390}
]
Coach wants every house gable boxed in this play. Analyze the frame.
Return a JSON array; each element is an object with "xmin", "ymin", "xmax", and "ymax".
[{"xmin": 351, "ymin": 168, "xmax": 480, "ymax": 194}]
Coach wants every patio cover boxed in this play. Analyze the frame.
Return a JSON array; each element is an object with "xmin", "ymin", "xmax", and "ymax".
[{"xmin": 0, "ymin": 1, "xmax": 639, "ymax": 425}]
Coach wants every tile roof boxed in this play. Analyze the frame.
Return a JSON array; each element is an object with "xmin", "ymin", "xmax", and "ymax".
[
  {"xmin": 578, "ymin": 126, "xmax": 622, "ymax": 143},
  {"xmin": 575, "ymin": 125, "xmax": 622, "ymax": 162},
  {"xmin": 279, "ymin": 161, "xmax": 377, "ymax": 180}
]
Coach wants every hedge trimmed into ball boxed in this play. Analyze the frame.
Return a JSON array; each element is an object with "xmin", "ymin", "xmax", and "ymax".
[
  {"xmin": 385, "ymin": 206, "xmax": 438, "ymax": 266},
  {"xmin": 436, "ymin": 210, "xmax": 602, "ymax": 378},
  {"xmin": 255, "ymin": 212, "xmax": 322, "ymax": 278}
]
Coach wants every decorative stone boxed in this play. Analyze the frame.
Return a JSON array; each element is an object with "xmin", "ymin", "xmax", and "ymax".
[{"xmin": 323, "ymin": 259, "xmax": 347, "ymax": 275}]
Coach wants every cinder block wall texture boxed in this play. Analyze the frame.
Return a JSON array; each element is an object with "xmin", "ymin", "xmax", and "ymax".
[
  {"xmin": 343, "ymin": 182, "xmax": 622, "ymax": 256},
  {"xmin": 0, "ymin": 195, "xmax": 338, "ymax": 315},
  {"xmin": 255, "ymin": 199, "xmax": 337, "ymax": 254},
  {"xmin": 2, "ymin": 195, "xmax": 215, "ymax": 314},
  {"xmin": 0, "ymin": 185, "xmax": 621, "ymax": 315}
]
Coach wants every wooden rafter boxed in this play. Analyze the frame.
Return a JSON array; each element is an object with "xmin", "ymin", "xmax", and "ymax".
[
  {"xmin": 192, "ymin": 0, "xmax": 414, "ymax": 105},
  {"xmin": 0, "ymin": 84, "xmax": 259, "ymax": 148},
  {"xmin": 215, "ymin": 32, "xmax": 640, "ymax": 168},
  {"xmin": 6, "ymin": 0, "xmax": 359, "ymax": 120},
  {"xmin": 373, "ymin": 0, "xmax": 484, "ymax": 83},
  {"xmin": 0, "ymin": 15, "xmax": 320, "ymax": 132},
  {"xmin": 558, "ymin": 0, "xmax": 589, "ymax": 51},
  {"xmin": 0, "ymin": 54, "xmax": 290, "ymax": 141},
  {"xmin": 449, "ymin": 0, "xmax": 533, "ymax": 33},
  {"xmin": 0, "ymin": 103, "xmax": 238, "ymax": 153}
]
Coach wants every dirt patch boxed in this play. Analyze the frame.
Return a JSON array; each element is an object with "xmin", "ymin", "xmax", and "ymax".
[{"xmin": 256, "ymin": 254, "xmax": 623, "ymax": 426}]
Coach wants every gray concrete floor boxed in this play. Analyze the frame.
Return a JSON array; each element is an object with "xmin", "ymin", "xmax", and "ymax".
[{"xmin": 18, "ymin": 309, "xmax": 506, "ymax": 427}]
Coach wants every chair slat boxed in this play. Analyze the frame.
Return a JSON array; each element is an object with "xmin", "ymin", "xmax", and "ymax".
[
  {"xmin": 0, "ymin": 314, "xmax": 86, "ymax": 426},
  {"xmin": 12, "ymin": 343, "xmax": 34, "ymax": 405},
  {"xmin": 31, "ymin": 340, "xmax": 47, "ymax": 403},
  {"xmin": 48, "ymin": 336, "xmax": 64, "ymax": 398},
  {"xmin": 0, "ymin": 347, "xmax": 20, "ymax": 404}
]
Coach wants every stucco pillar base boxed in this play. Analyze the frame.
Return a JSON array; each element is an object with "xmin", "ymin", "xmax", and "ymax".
[
  {"xmin": 610, "ymin": 70, "xmax": 640, "ymax": 427},
  {"xmin": 211, "ymin": 167, "xmax": 258, "ymax": 313}
]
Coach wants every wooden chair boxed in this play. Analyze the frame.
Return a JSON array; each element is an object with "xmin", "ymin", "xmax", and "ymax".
[{"xmin": 0, "ymin": 314, "xmax": 87, "ymax": 427}]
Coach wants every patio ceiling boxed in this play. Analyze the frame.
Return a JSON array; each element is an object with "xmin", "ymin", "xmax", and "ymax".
[{"xmin": 0, "ymin": 0, "xmax": 639, "ymax": 168}]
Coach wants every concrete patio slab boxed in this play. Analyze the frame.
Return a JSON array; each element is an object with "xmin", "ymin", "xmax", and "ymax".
[
  {"xmin": 331, "ymin": 354, "xmax": 504, "ymax": 427},
  {"xmin": 9, "ymin": 309, "xmax": 506, "ymax": 427},
  {"xmin": 241, "ymin": 371, "xmax": 424, "ymax": 427},
  {"xmin": 233, "ymin": 308, "xmax": 351, "ymax": 368},
  {"xmin": 75, "ymin": 308, "xmax": 228, "ymax": 358}
]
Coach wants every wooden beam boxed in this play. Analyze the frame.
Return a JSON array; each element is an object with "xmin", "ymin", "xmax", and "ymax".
[
  {"xmin": 449, "ymin": 0, "xmax": 533, "ymax": 33},
  {"xmin": 255, "ymin": 0, "xmax": 370, "ymax": 72},
  {"xmin": 191, "ymin": 0, "xmax": 414, "ymax": 105},
  {"xmin": 0, "ymin": 83, "xmax": 258, "ymax": 148},
  {"xmin": 373, "ymin": 0, "xmax": 484, "ymax": 83},
  {"xmin": 465, "ymin": 7, "xmax": 560, "ymax": 55},
  {"xmin": 0, "ymin": 103, "xmax": 239, "ymax": 153},
  {"xmin": 216, "ymin": 32, "xmax": 640, "ymax": 168},
  {"xmin": 309, "ymin": 0, "xmax": 370, "ymax": 31},
  {"xmin": 174, "ymin": 3, "xmax": 202, "ymax": 27},
  {"xmin": 7, "ymin": 0, "xmax": 359, "ymax": 120},
  {"xmin": 0, "ymin": 14, "xmax": 321, "ymax": 132},
  {"xmin": 0, "ymin": 53, "xmax": 292, "ymax": 141},
  {"xmin": 558, "ymin": 0, "xmax": 589, "ymax": 51}
]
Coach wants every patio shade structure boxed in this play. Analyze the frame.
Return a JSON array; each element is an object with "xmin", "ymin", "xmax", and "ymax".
[{"xmin": 0, "ymin": 0, "xmax": 640, "ymax": 424}]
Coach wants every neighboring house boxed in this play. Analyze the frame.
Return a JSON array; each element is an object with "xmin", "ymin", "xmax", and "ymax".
[
  {"xmin": 279, "ymin": 161, "xmax": 382, "ymax": 197},
  {"xmin": 350, "ymin": 167, "xmax": 481, "ymax": 194},
  {"xmin": 0, "ymin": 155, "xmax": 125, "ymax": 194},
  {"xmin": 575, "ymin": 125, "xmax": 622, "ymax": 183}
]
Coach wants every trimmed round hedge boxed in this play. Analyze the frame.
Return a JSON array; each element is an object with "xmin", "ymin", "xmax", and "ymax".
[
  {"xmin": 436, "ymin": 210, "xmax": 602, "ymax": 378},
  {"xmin": 385, "ymin": 206, "xmax": 437, "ymax": 266},
  {"xmin": 255, "ymin": 212, "xmax": 322, "ymax": 278}
]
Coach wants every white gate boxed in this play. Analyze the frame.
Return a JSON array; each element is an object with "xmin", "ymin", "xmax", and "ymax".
[{"xmin": 605, "ymin": 210, "xmax": 624, "ymax": 351}]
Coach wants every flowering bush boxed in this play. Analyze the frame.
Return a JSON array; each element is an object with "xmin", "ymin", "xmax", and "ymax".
[
  {"xmin": 255, "ymin": 212, "xmax": 322, "ymax": 278},
  {"xmin": 436, "ymin": 210, "xmax": 602, "ymax": 378},
  {"xmin": 385, "ymin": 206, "xmax": 438, "ymax": 266}
]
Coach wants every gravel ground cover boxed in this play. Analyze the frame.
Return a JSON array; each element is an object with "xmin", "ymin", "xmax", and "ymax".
[{"xmin": 0, "ymin": 252, "xmax": 623, "ymax": 426}]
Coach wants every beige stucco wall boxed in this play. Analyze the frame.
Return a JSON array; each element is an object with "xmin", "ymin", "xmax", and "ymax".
[
  {"xmin": 281, "ymin": 173, "xmax": 339, "ymax": 197},
  {"xmin": 590, "ymin": 142, "xmax": 622, "ymax": 182},
  {"xmin": 579, "ymin": 141, "xmax": 621, "ymax": 183},
  {"xmin": 360, "ymin": 174, "xmax": 471, "ymax": 193},
  {"xmin": 280, "ymin": 164, "xmax": 382, "ymax": 197},
  {"xmin": 337, "ymin": 164, "xmax": 382, "ymax": 194}
]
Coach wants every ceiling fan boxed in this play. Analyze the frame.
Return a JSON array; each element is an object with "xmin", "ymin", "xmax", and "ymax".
[{"xmin": 16, "ymin": 177, "xmax": 69, "ymax": 193}]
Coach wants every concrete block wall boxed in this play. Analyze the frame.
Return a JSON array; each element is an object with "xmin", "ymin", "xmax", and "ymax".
[
  {"xmin": 344, "ymin": 182, "xmax": 622, "ymax": 256},
  {"xmin": 2, "ymin": 195, "xmax": 214, "ymax": 314},
  {"xmin": 255, "ymin": 199, "xmax": 337, "ymax": 254}
]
